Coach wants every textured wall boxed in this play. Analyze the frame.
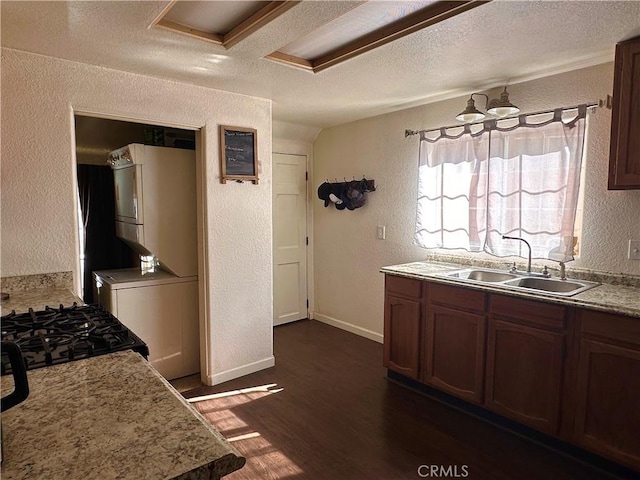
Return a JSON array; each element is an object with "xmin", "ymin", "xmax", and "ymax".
[
  {"xmin": 1, "ymin": 48, "xmax": 273, "ymax": 383},
  {"xmin": 313, "ymin": 63, "xmax": 640, "ymax": 340}
]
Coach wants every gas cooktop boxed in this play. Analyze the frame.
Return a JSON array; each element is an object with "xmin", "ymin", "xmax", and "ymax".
[{"xmin": 1, "ymin": 303, "xmax": 149, "ymax": 375}]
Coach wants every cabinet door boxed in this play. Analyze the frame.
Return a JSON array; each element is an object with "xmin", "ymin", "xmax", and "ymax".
[
  {"xmin": 116, "ymin": 282, "xmax": 200, "ymax": 380},
  {"xmin": 573, "ymin": 339, "xmax": 640, "ymax": 470},
  {"xmin": 609, "ymin": 35, "xmax": 640, "ymax": 189},
  {"xmin": 384, "ymin": 295, "xmax": 421, "ymax": 379},
  {"xmin": 424, "ymin": 305, "xmax": 485, "ymax": 404},
  {"xmin": 485, "ymin": 318, "xmax": 564, "ymax": 435}
]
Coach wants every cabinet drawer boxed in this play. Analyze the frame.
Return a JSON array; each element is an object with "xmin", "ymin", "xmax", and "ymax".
[
  {"xmin": 386, "ymin": 275, "xmax": 422, "ymax": 299},
  {"xmin": 429, "ymin": 282, "xmax": 486, "ymax": 313},
  {"xmin": 579, "ymin": 309, "xmax": 640, "ymax": 347},
  {"xmin": 490, "ymin": 294, "xmax": 566, "ymax": 330}
]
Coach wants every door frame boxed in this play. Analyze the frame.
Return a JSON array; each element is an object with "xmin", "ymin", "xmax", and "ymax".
[{"xmin": 70, "ymin": 108, "xmax": 209, "ymax": 381}]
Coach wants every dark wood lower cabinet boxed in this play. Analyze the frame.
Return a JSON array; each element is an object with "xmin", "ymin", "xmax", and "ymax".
[
  {"xmin": 424, "ymin": 305, "xmax": 485, "ymax": 404},
  {"xmin": 574, "ymin": 338, "xmax": 640, "ymax": 470},
  {"xmin": 383, "ymin": 274, "xmax": 640, "ymax": 473},
  {"xmin": 485, "ymin": 318, "xmax": 564, "ymax": 435},
  {"xmin": 383, "ymin": 295, "xmax": 421, "ymax": 379},
  {"xmin": 573, "ymin": 309, "xmax": 640, "ymax": 471}
]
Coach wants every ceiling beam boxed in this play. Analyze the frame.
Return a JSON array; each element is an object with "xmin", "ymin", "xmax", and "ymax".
[
  {"xmin": 154, "ymin": 19, "xmax": 224, "ymax": 45},
  {"xmin": 266, "ymin": 51, "xmax": 314, "ymax": 71},
  {"xmin": 267, "ymin": 0, "xmax": 491, "ymax": 73},
  {"xmin": 150, "ymin": 0, "xmax": 300, "ymax": 49},
  {"xmin": 223, "ymin": 1, "xmax": 301, "ymax": 49}
]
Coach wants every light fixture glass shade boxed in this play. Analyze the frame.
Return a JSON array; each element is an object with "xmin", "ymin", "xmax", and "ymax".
[
  {"xmin": 487, "ymin": 87, "xmax": 519, "ymax": 117},
  {"xmin": 456, "ymin": 97, "xmax": 485, "ymax": 122}
]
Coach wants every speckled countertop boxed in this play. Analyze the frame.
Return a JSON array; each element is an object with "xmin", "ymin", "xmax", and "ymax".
[
  {"xmin": 0, "ymin": 350, "xmax": 245, "ymax": 480},
  {"xmin": 0, "ymin": 287, "xmax": 83, "ymax": 315},
  {"xmin": 1, "ymin": 271, "xmax": 82, "ymax": 314},
  {"xmin": 381, "ymin": 261, "xmax": 640, "ymax": 318}
]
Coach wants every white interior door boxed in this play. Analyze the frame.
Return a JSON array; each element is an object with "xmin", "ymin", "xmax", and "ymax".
[{"xmin": 273, "ymin": 153, "xmax": 307, "ymax": 326}]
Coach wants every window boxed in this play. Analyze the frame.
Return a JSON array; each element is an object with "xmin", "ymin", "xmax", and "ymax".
[{"xmin": 414, "ymin": 106, "xmax": 588, "ymax": 263}]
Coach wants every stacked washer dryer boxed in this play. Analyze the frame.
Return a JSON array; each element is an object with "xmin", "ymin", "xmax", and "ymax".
[{"xmin": 93, "ymin": 143, "xmax": 199, "ymax": 380}]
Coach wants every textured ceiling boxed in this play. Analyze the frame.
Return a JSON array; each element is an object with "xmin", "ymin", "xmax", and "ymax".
[{"xmin": 2, "ymin": 1, "xmax": 640, "ymax": 129}]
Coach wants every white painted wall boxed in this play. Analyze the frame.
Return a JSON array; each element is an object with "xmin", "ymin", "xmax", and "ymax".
[
  {"xmin": 1, "ymin": 48, "xmax": 274, "ymax": 384},
  {"xmin": 313, "ymin": 63, "xmax": 640, "ymax": 341}
]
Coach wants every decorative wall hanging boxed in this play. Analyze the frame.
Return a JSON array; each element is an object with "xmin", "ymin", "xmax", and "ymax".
[
  {"xmin": 317, "ymin": 177, "xmax": 376, "ymax": 210},
  {"xmin": 220, "ymin": 125, "xmax": 258, "ymax": 184}
]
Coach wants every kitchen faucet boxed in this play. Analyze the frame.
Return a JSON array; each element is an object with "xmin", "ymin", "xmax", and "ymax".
[
  {"xmin": 502, "ymin": 235, "xmax": 532, "ymax": 273},
  {"xmin": 558, "ymin": 261, "xmax": 567, "ymax": 280}
]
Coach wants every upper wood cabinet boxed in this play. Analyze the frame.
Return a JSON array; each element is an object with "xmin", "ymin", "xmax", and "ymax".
[{"xmin": 608, "ymin": 35, "xmax": 640, "ymax": 189}]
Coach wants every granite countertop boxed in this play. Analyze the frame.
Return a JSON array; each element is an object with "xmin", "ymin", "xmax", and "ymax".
[
  {"xmin": 0, "ymin": 287, "xmax": 83, "ymax": 315},
  {"xmin": 381, "ymin": 261, "xmax": 640, "ymax": 318},
  {"xmin": 0, "ymin": 350, "xmax": 245, "ymax": 480}
]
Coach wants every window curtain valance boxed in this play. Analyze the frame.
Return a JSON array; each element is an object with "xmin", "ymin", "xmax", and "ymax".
[{"xmin": 414, "ymin": 106, "xmax": 588, "ymax": 263}]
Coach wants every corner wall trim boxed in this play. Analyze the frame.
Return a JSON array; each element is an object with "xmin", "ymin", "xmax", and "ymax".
[
  {"xmin": 313, "ymin": 313, "xmax": 383, "ymax": 344},
  {"xmin": 206, "ymin": 356, "xmax": 275, "ymax": 386}
]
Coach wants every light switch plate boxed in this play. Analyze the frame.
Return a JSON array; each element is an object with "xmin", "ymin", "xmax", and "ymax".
[
  {"xmin": 629, "ymin": 240, "xmax": 640, "ymax": 260},
  {"xmin": 377, "ymin": 225, "xmax": 386, "ymax": 240}
]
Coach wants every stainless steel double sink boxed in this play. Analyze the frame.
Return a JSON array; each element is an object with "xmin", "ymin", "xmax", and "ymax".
[{"xmin": 437, "ymin": 267, "xmax": 599, "ymax": 297}]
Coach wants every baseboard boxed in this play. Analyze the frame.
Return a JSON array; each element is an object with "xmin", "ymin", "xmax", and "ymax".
[
  {"xmin": 313, "ymin": 313, "xmax": 383, "ymax": 343},
  {"xmin": 206, "ymin": 356, "xmax": 275, "ymax": 386}
]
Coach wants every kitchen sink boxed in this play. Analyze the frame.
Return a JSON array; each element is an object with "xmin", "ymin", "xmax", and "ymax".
[
  {"xmin": 503, "ymin": 277, "xmax": 589, "ymax": 293},
  {"xmin": 438, "ymin": 268, "xmax": 599, "ymax": 297},
  {"xmin": 503, "ymin": 276, "xmax": 600, "ymax": 296},
  {"xmin": 444, "ymin": 268, "xmax": 518, "ymax": 283}
]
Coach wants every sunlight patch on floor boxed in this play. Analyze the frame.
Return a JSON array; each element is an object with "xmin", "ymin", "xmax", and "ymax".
[
  {"xmin": 190, "ymin": 383, "xmax": 304, "ymax": 479},
  {"xmin": 225, "ymin": 431, "xmax": 305, "ymax": 479},
  {"xmin": 187, "ymin": 383, "xmax": 283, "ymax": 404},
  {"xmin": 226, "ymin": 431, "xmax": 261, "ymax": 442}
]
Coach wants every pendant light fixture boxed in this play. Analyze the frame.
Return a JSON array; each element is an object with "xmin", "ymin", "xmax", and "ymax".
[
  {"xmin": 487, "ymin": 86, "xmax": 520, "ymax": 117},
  {"xmin": 455, "ymin": 93, "xmax": 488, "ymax": 122},
  {"xmin": 455, "ymin": 87, "xmax": 519, "ymax": 123}
]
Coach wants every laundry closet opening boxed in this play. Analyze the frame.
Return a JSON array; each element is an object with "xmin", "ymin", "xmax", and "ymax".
[{"xmin": 74, "ymin": 114, "xmax": 202, "ymax": 382}]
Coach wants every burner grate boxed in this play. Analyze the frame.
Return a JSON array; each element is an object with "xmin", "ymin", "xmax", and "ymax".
[{"xmin": 1, "ymin": 303, "xmax": 149, "ymax": 375}]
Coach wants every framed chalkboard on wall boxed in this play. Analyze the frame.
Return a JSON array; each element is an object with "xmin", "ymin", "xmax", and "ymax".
[{"xmin": 219, "ymin": 125, "xmax": 259, "ymax": 184}]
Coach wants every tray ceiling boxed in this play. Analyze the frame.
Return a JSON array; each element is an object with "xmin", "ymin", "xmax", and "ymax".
[
  {"xmin": 2, "ymin": 1, "xmax": 640, "ymax": 129},
  {"xmin": 153, "ymin": 0, "xmax": 490, "ymax": 73}
]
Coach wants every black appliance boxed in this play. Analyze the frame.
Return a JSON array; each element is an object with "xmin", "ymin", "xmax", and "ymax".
[{"xmin": 1, "ymin": 303, "xmax": 149, "ymax": 375}]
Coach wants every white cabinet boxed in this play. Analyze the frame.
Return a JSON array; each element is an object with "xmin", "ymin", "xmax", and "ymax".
[{"xmin": 94, "ymin": 269, "xmax": 199, "ymax": 380}]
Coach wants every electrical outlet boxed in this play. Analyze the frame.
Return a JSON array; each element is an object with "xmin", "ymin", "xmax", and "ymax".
[
  {"xmin": 377, "ymin": 225, "xmax": 386, "ymax": 240},
  {"xmin": 629, "ymin": 240, "xmax": 640, "ymax": 260}
]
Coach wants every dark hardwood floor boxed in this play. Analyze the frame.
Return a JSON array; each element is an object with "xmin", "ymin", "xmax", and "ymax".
[{"xmin": 179, "ymin": 320, "xmax": 627, "ymax": 480}]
